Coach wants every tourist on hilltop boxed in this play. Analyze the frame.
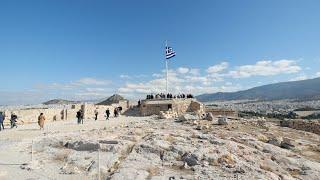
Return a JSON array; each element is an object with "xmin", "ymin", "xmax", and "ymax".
[
  {"xmin": 106, "ymin": 108, "xmax": 110, "ymax": 120},
  {"xmin": 0, "ymin": 112, "xmax": 4, "ymax": 131},
  {"xmin": 38, "ymin": 113, "xmax": 46, "ymax": 130},
  {"xmin": 76, "ymin": 110, "xmax": 82, "ymax": 124},
  {"xmin": 94, "ymin": 109, "xmax": 99, "ymax": 121},
  {"xmin": 114, "ymin": 108, "xmax": 118, "ymax": 117},
  {"xmin": 118, "ymin": 106, "xmax": 123, "ymax": 115},
  {"xmin": 10, "ymin": 113, "xmax": 18, "ymax": 128},
  {"xmin": 80, "ymin": 110, "xmax": 84, "ymax": 124},
  {"xmin": 138, "ymin": 100, "xmax": 141, "ymax": 107}
]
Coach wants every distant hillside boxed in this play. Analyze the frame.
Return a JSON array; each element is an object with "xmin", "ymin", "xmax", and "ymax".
[
  {"xmin": 96, "ymin": 94, "xmax": 126, "ymax": 105},
  {"xmin": 43, "ymin": 99, "xmax": 79, "ymax": 105},
  {"xmin": 197, "ymin": 77, "xmax": 320, "ymax": 102}
]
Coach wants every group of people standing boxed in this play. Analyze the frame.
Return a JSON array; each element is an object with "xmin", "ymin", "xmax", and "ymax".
[
  {"xmin": 78, "ymin": 106, "xmax": 123, "ymax": 124},
  {"xmin": 146, "ymin": 93, "xmax": 194, "ymax": 100},
  {"xmin": 0, "ymin": 112, "xmax": 18, "ymax": 131},
  {"xmin": 0, "ymin": 111, "xmax": 46, "ymax": 131},
  {"xmin": 0, "ymin": 106, "xmax": 124, "ymax": 131}
]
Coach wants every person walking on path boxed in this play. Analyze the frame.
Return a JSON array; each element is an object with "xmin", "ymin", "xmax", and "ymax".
[
  {"xmin": 0, "ymin": 112, "xmax": 4, "ymax": 131},
  {"xmin": 114, "ymin": 108, "xmax": 118, "ymax": 118},
  {"xmin": 38, "ymin": 113, "xmax": 46, "ymax": 130},
  {"xmin": 94, "ymin": 109, "xmax": 99, "ymax": 121},
  {"xmin": 10, "ymin": 113, "xmax": 18, "ymax": 128},
  {"xmin": 106, "ymin": 108, "xmax": 110, "ymax": 120}
]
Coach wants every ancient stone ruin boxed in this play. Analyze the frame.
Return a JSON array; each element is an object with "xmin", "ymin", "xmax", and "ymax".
[{"xmin": 139, "ymin": 98, "xmax": 204, "ymax": 118}]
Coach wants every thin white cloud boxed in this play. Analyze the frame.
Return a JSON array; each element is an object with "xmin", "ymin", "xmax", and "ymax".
[
  {"xmin": 290, "ymin": 74, "xmax": 308, "ymax": 81},
  {"xmin": 207, "ymin": 62, "xmax": 229, "ymax": 74},
  {"xmin": 73, "ymin": 78, "xmax": 111, "ymax": 86},
  {"xmin": 316, "ymin": 72, "xmax": 320, "ymax": 77},
  {"xmin": 228, "ymin": 60, "xmax": 301, "ymax": 78},
  {"xmin": 120, "ymin": 74, "xmax": 130, "ymax": 79},
  {"xmin": 189, "ymin": 68, "xmax": 200, "ymax": 75},
  {"xmin": 177, "ymin": 67, "xmax": 189, "ymax": 74}
]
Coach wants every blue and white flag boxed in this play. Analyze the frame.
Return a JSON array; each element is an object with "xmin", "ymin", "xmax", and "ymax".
[{"xmin": 166, "ymin": 46, "xmax": 176, "ymax": 59}]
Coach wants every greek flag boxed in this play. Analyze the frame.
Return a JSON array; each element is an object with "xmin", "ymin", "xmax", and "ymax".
[{"xmin": 166, "ymin": 46, "xmax": 176, "ymax": 59}]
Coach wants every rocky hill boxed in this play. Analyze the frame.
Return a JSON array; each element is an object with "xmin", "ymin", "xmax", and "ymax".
[
  {"xmin": 96, "ymin": 94, "xmax": 126, "ymax": 105},
  {"xmin": 43, "ymin": 99, "xmax": 79, "ymax": 105},
  {"xmin": 197, "ymin": 77, "xmax": 320, "ymax": 102}
]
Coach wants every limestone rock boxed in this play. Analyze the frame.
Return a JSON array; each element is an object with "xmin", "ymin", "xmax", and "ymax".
[
  {"xmin": 181, "ymin": 153, "xmax": 199, "ymax": 167},
  {"xmin": 218, "ymin": 154, "xmax": 236, "ymax": 167},
  {"xmin": 257, "ymin": 134, "xmax": 269, "ymax": 143},
  {"xmin": 206, "ymin": 113, "xmax": 214, "ymax": 121},
  {"xmin": 218, "ymin": 117, "xmax": 228, "ymax": 125},
  {"xmin": 179, "ymin": 114, "xmax": 198, "ymax": 122},
  {"xmin": 281, "ymin": 138, "xmax": 295, "ymax": 149},
  {"xmin": 65, "ymin": 141, "xmax": 100, "ymax": 152},
  {"xmin": 267, "ymin": 137, "xmax": 282, "ymax": 147}
]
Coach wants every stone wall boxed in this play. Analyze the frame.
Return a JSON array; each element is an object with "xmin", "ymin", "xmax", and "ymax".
[
  {"xmin": 280, "ymin": 119, "xmax": 320, "ymax": 135},
  {"xmin": 140, "ymin": 98, "xmax": 204, "ymax": 116},
  {"xmin": 2, "ymin": 101, "xmax": 129, "ymax": 125},
  {"xmin": 3, "ymin": 108, "xmax": 65, "ymax": 125}
]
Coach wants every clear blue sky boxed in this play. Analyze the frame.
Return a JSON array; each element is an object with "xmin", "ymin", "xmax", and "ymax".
[{"xmin": 1, "ymin": 0, "xmax": 320, "ymax": 105}]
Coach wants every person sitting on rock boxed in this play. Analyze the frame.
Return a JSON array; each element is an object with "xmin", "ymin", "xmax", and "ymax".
[{"xmin": 38, "ymin": 113, "xmax": 46, "ymax": 130}]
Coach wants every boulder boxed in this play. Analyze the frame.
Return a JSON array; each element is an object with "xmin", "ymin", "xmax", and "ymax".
[
  {"xmin": 280, "ymin": 120, "xmax": 291, "ymax": 127},
  {"xmin": 99, "ymin": 140, "xmax": 119, "ymax": 144},
  {"xmin": 280, "ymin": 138, "xmax": 295, "ymax": 149},
  {"xmin": 218, "ymin": 117, "xmax": 228, "ymax": 125},
  {"xmin": 218, "ymin": 154, "xmax": 236, "ymax": 167},
  {"xmin": 257, "ymin": 134, "xmax": 269, "ymax": 143},
  {"xmin": 179, "ymin": 114, "xmax": 198, "ymax": 122},
  {"xmin": 181, "ymin": 153, "xmax": 199, "ymax": 167},
  {"xmin": 267, "ymin": 137, "xmax": 282, "ymax": 147},
  {"xmin": 206, "ymin": 113, "xmax": 214, "ymax": 121},
  {"xmin": 65, "ymin": 141, "xmax": 100, "ymax": 152}
]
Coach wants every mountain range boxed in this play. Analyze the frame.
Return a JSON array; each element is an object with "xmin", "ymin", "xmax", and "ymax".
[
  {"xmin": 43, "ymin": 99, "xmax": 79, "ymax": 105},
  {"xmin": 196, "ymin": 77, "xmax": 320, "ymax": 102}
]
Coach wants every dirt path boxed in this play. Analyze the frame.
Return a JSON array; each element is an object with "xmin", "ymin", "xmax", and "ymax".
[{"xmin": 0, "ymin": 116, "xmax": 149, "ymax": 180}]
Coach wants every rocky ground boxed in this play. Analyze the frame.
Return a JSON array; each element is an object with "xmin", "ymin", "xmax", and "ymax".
[{"xmin": 0, "ymin": 115, "xmax": 319, "ymax": 180}]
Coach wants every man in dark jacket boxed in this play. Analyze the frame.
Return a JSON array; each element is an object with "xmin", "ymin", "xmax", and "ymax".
[
  {"xmin": 76, "ymin": 110, "xmax": 82, "ymax": 124},
  {"xmin": 106, "ymin": 109, "xmax": 110, "ymax": 120},
  {"xmin": 0, "ymin": 112, "xmax": 4, "ymax": 131}
]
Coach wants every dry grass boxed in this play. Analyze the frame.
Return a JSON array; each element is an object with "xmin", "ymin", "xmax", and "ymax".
[
  {"xmin": 260, "ymin": 164, "xmax": 273, "ymax": 172},
  {"xmin": 218, "ymin": 154, "xmax": 236, "ymax": 165},
  {"xmin": 147, "ymin": 166, "xmax": 160, "ymax": 176},
  {"xmin": 164, "ymin": 135, "xmax": 176, "ymax": 144}
]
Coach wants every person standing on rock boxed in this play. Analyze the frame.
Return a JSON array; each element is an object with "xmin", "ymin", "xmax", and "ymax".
[
  {"xmin": 0, "ymin": 112, "xmax": 4, "ymax": 131},
  {"xmin": 106, "ymin": 108, "xmax": 110, "ymax": 120},
  {"xmin": 94, "ymin": 109, "xmax": 99, "ymax": 121},
  {"xmin": 38, "ymin": 113, "xmax": 46, "ymax": 130}
]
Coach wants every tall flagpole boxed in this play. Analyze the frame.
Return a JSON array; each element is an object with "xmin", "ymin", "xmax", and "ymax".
[{"xmin": 165, "ymin": 40, "xmax": 169, "ymax": 94}]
